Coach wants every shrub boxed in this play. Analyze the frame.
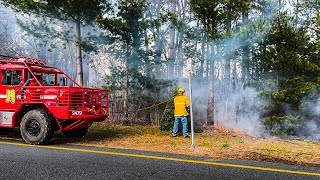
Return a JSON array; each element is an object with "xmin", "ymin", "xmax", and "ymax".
[
  {"xmin": 160, "ymin": 87, "xmax": 178, "ymax": 131},
  {"xmin": 262, "ymin": 115, "xmax": 302, "ymax": 136}
]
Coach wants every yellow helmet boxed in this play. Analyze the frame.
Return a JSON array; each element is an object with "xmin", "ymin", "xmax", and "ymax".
[{"xmin": 178, "ymin": 88, "xmax": 185, "ymax": 93}]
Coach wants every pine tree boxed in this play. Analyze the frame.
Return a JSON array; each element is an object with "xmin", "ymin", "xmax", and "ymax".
[
  {"xmin": 2, "ymin": 0, "xmax": 111, "ymax": 85},
  {"xmin": 259, "ymin": 13, "xmax": 320, "ymax": 135}
]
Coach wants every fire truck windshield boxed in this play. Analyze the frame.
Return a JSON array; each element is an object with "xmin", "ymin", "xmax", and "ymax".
[
  {"xmin": 43, "ymin": 73, "xmax": 56, "ymax": 85},
  {"xmin": 25, "ymin": 71, "xmax": 69, "ymax": 86}
]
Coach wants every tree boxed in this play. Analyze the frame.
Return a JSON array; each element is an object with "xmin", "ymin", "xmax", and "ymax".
[
  {"xmin": 189, "ymin": 0, "xmax": 221, "ymax": 126},
  {"xmin": 189, "ymin": 0, "xmax": 253, "ymax": 126},
  {"xmin": 0, "ymin": 5, "xmax": 21, "ymax": 55},
  {"xmin": 259, "ymin": 13, "xmax": 320, "ymax": 135},
  {"xmin": 2, "ymin": 0, "xmax": 110, "ymax": 85},
  {"xmin": 97, "ymin": 0, "xmax": 147, "ymax": 124}
]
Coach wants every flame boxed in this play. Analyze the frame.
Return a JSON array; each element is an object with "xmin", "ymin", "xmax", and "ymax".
[
  {"xmin": 232, "ymin": 129, "xmax": 245, "ymax": 135},
  {"xmin": 202, "ymin": 122, "xmax": 252, "ymax": 136},
  {"xmin": 213, "ymin": 123, "xmax": 229, "ymax": 133},
  {"xmin": 213, "ymin": 122, "xmax": 246, "ymax": 135}
]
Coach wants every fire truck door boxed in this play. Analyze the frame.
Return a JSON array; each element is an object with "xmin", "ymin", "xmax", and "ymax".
[{"xmin": 0, "ymin": 70, "xmax": 22, "ymax": 110}]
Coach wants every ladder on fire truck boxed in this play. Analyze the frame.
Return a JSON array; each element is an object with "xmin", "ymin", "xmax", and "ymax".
[{"xmin": 0, "ymin": 54, "xmax": 47, "ymax": 66}]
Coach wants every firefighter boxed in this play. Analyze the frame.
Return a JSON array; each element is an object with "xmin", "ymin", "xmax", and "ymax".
[{"xmin": 172, "ymin": 87, "xmax": 190, "ymax": 138}]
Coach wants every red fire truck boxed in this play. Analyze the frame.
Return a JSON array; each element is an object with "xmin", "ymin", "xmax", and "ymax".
[{"xmin": 0, "ymin": 54, "xmax": 108, "ymax": 144}]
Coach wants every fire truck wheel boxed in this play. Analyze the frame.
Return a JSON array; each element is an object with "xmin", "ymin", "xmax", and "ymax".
[
  {"xmin": 63, "ymin": 128, "xmax": 88, "ymax": 138},
  {"xmin": 20, "ymin": 110, "xmax": 53, "ymax": 145}
]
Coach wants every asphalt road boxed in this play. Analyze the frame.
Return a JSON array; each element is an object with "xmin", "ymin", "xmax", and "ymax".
[{"xmin": 0, "ymin": 139, "xmax": 320, "ymax": 180}]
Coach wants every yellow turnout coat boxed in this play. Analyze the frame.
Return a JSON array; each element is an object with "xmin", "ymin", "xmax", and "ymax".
[{"xmin": 174, "ymin": 95, "xmax": 190, "ymax": 116}]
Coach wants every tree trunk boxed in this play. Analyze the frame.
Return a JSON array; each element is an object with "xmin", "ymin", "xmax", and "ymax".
[
  {"xmin": 295, "ymin": 0, "xmax": 299, "ymax": 28},
  {"xmin": 200, "ymin": 31, "xmax": 205, "ymax": 79},
  {"xmin": 144, "ymin": 26, "xmax": 151, "ymax": 124},
  {"xmin": 232, "ymin": 56, "xmax": 239, "ymax": 126},
  {"xmin": 68, "ymin": 42, "xmax": 76, "ymax": 80},
  {"xmin": 76, "ymin": 19, "xmax": 83, "ymax": 86},
  {"xmin": 206, "ymin": 40, "xmax": 209, "ymax": 81},
  {"xmin": 144, "ymin": 27, "xmax": 151, "ymax": 78},
  {"xmin": 154, "ymin": 26, "xmax": 162, "ymax": 76},
  {"xmin": 207, "ymin": 42, "xmax": 215, "ymax": 125},
  {"xmin": 278, "ymin": 0, "xmax": 282, "ymax": 14},
  {"xmin": 176, "ymin": 0, "xmax": 185, "ymax": 80},
  {"xmin": 223, "ymin": 10, "xmax": 233, "ymax": 122},
  {"xmin": 242, "ymin": 10, "xmax": 250, "ymax": 87},
  {"xmin": 167, "ymin": 1, "xmax": 176, "ymax": 80},
  {"xmin": 124, "ymin": 43, "xmax": 130, "ymax": 126},
  {"xmin": 176, "ymin": 31, "xmax": 184, "ymax": 79},
  {"xmin": 224, "ymin": 57, "xmax": 231, "ymax": 95}
]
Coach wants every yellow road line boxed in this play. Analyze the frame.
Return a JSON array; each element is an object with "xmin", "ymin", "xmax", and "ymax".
[{"xmin": 0, "ymin": 141, "xmax": 320, "ymax": 177}]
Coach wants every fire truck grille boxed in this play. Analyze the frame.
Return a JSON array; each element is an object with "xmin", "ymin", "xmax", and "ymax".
[
  {"xmin": 70, "ymin": 92, "xmax": 83, "ymax": 109},
  {"xmin": 15, "ymin": 87, "xmax": 108, "ymax": 111}
]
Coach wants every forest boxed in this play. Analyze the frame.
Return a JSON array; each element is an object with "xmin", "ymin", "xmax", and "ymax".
[{"xmin": 0, "ymin": 0, "xmax": 319, "ymax": 138}]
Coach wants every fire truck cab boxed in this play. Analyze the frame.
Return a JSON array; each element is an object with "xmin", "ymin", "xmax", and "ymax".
[{"xmin": 0, "ymin": 55, "xmax": 109, "ymax": 144}]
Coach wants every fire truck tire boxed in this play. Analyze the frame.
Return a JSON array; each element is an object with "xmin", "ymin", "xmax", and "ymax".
[
  {"xmin": 20, "ymin": 110, "xmax": 54, "ymax": 145},
  {"xmin": 63, "ymin": 128, "xmax": 88, "ymax": 138}
]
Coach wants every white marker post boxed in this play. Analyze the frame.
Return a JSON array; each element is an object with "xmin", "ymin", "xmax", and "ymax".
[{"xmin": 187, "ymin": 58, "xmax": 195, "ymax": 150}]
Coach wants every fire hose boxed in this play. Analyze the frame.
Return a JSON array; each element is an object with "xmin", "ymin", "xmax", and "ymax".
[
  {"xmin": 109, "ymin": 98, "xmax": 173, "ymax": 114},
  {"xmin": 125, "ymin": 98, "xmax": 172, "ymax": 113}
]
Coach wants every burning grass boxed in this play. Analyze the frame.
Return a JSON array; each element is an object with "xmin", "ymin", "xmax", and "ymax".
[{"xmin": 67, "ymin": 123, "xmax": 320, "ymax": 167}]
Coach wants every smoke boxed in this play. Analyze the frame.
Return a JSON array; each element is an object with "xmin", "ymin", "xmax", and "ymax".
[
  {"xmin": 0, "ymin": 6, "xmax": 22, "ymax": 54},
  {"xmin": 175, "ymin": 0, "xmax": 280, "ymax": 136},
  {"xmin": 295, "ymin": 89, "xmax": 320, "ymax": 139},
  {"xmin": 215, "ymin": 87, "xmax": 266, "ymax": 136},
  {"xmin": 305, "ymin": 121, "xmax": 320, "ymax": 139},
  {"xmin": 180, "ymin": 76, "xmax": 268, "ymax": 136},
  {"xmin": 187, "ymin": 80, "xmax": 209, "ymax": 124}
]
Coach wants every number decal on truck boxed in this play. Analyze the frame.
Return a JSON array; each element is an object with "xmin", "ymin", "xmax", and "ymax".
[
  {"xmin": 6, "ymin": 89, "xmax": 15, "ymax": 104},
  {"xmin": 72, "ymin": 111, "xmax": 82, "ymax": 116}
]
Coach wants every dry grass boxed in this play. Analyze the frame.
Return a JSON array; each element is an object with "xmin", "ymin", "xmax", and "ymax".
[
  {"xmin": 1, "ymin": 123, "xmax": 319, "ymax": 167},
  {"xmin": 68, "ymin": 123, "xmax": 320, "ymax": 167}
]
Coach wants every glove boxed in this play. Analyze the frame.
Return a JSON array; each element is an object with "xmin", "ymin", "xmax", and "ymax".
[{"xmin": 186, "ymin": 107, "xmax": 190, "ymax": 114}]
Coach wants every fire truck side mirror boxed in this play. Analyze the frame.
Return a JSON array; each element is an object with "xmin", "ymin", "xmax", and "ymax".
[{"xmin": 23, "ymin": 78, "xmax": 38, "ymax": 86}]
